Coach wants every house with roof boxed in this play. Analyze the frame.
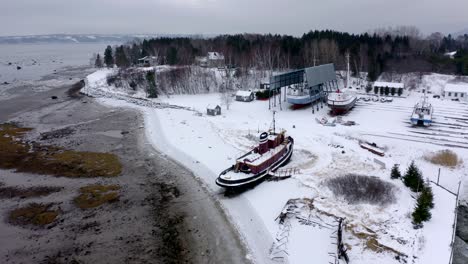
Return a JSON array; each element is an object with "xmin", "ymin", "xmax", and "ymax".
[
  {"xmin": 138, "ymin": 56, "xmax": 158, "ymax": 67},
  {"xmin": 443, "ymin": 83, "xmax": 468, "ymax": 101},
  {"xmin": 206, "ymin": 105, "xmax": 222, "ymax": 116},
  {"xmin": 444, "ymin": 51, "xmax": 457, "ymax": 59},
  {"xmin": 235, "ymin": 90, "xmax": 255, "ymax": 102},
  {"xmin": 195, "ymin": 52, "xmax": 225, "ymax": 68}
]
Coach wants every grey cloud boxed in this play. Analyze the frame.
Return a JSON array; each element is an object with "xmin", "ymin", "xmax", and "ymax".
[{"xmin": 0, "ymin": 0, "xmax": 467, "ymax": 36}]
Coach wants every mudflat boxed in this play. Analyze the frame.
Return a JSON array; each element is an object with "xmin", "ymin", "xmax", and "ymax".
[{"xmin": 0, "ymin": 67, "xmax": 249, "ymax": 264}]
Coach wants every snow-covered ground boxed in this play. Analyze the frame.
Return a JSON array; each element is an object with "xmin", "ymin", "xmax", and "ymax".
[{"xmin": 84, "ymin": 69, "xmax": 468, "ymax": 264}]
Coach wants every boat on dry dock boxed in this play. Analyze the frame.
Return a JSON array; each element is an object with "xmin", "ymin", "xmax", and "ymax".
[
  {"xmin": 411, "ymin": 95, "xmax": 433, "ymax": 126},
  {"xmin": 327, "ymin": 90, "xmax": 357, "ymax": 114},
  {"xmin": 216, "ymin": 113, "xmax": 294, "ymax": 188},
  {"xmin": 327, "ymin": 53, "xmax": 357, "ymax": 115}
]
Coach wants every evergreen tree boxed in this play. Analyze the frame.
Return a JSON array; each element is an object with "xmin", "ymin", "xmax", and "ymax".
[
  {"xmin": 374, "ymin": 86, "xmax": 379, "ymax": 94},
  {"xmin": 130, "ymin": 43, "xmax": 141, "ymax": 65},
  {"xmin": 397, "ymin": 88, "xmax": 403, "ymax": 96},
  {"xmin": 391, "ymin": 87, "xmax": 396, "ymax": 96},
  {"xmin": 115, "ymin": 46, "xmax": 130, "ymax": 68},
  {"xmin": 412, "ymin": 194, "xmax": 432, "ymax": 226},
  {"xmin": 390, "ymin": 164, "xmax": 401, "ymax": 179},
  {"xmin": 104, "ymin": 45, "xmax": 114, "ymax": 68},
  {"xmin": 412, "ymin": 183, "xmax": 434, "ymax": 226},
  {"xmin": 384, "ymin": 86, "xmax": 390, "ymax": 95},
  {"xmin": 403, "ymin": 161, "xmax": 424, "ymax": 192},
  {"xmin": 420, "ymin": 183, "xmax": 435, "ymax": 209},
  {"xmin": 146, "ymin": 71, "xmax": 157, "ymax": 98},
  {"xmin": 166, "ymin": 47, "xmax": 178, "ymax": 65},
  {"xmin": 94, "ymin": 53, "xmax": 103, "ymax": 68}
]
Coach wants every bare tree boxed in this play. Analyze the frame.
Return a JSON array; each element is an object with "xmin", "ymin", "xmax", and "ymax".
[{"xmin": 219, "ymin": 67, "xmax": 235, "ymax": 110}]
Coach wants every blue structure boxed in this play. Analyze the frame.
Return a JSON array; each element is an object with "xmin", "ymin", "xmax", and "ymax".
[{"xmin": 269, "ymin": 64, "xmax": 338, "ymax": 107}]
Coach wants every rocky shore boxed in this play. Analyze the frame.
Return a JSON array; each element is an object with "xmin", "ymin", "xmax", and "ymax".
[{"xmin": 0, "ymin": 68, "xmax": 249, "ymax": 264}]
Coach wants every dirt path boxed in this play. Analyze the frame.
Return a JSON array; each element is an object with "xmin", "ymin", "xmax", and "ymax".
[{"xmin": 0, "ymin": 68, "xmax": 249, "ymax": 264}]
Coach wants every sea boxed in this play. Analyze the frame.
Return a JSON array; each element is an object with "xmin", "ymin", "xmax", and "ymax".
[{"xmin": 0, "ymin": 43, "xmax": 115, "ymax": 83}]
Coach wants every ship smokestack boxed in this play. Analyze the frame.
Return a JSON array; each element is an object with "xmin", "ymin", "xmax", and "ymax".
[{"xmin": 258, "ymin": 132, "xmax": 269, "ymax": 154}]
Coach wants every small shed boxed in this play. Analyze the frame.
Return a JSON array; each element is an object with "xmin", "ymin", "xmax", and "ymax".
[
  {"xmin": 138, "ymin": 56, "xmax": 158, "ymax": 67},
  {"xmin": 235, "ymin": 90, "xmax": 255, "ymax": 102},
  {"xmin": 444, "ymin": 83, "xmax": 468, "ymax": 101},
  {"xmin": 195, "ymin": 52, "xmax": 225, "ymax": 68},
  {"xmin": 206, "ymin": 105, "xmax": 221, "ymax": 116}
]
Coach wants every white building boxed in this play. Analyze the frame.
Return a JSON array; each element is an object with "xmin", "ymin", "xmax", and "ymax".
[
  {"xmin": 443, "ymin": 83, "xmax": 468, "ymax": 101},
  {"xmin": 444, "ymin": 51, "xmax": 457, "ymax": 59},
  {"xmin": 235, "ymin": 90, "xmax": 254, "ymax": 102},
  {"xmin": 137, "ymin": 56, "xmax": 158, "ymax": 66},
  {"xmin": 195, "ymin": 52, "xmax": 225, "ymax": 68},
  {"xmin": 373, "ymin": 82, "xmax": 404, "ymax": 96}
]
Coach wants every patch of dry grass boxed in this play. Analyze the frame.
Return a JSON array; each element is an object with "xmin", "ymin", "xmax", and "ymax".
[
  {"xmin": 425, "ymin": 149, "xmax": 461, "ymax": 167},
  {"xmin": 0, "ymin": 123, "xmax": 122, "ymax": 177},
  {"xmin": 74, "ymin": 184, "xmax": 120, "ymax": 209},
  {"xmin": 346, "ymin": 224, "xmax": 404, "ymax": 256},
  {"xmin": 9, "ymin": 203, "xmax": 59, "ymax": 226},
  {"xmin": 326, "ymin": 174, "xmax": 396, "ymax": 205}
]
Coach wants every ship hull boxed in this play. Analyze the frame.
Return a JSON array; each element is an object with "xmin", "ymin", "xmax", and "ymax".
[
  {"xmin": 287, "ymin": 93, "xmax": 321, "ymax": 105},
  {"xmin": 216, "ymin": 138, "xmax": 294, "ymax": 188},
  {"xmin": 410, "ymin": 118, "xmax": 432, "ymax": 127},
  {"xmin": 327, "ymin": 97, "xmax": 357, "ymax": 114}
]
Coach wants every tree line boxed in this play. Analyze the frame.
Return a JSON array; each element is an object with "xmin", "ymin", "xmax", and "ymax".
[{"xmin": 94, "ymin": 27, "xmax": 468, "ymax": 80}]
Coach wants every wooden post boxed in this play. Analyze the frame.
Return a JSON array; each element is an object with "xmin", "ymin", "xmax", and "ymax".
[{"xmin": 437, "ymin": 168, "xmax": 441, "ymax": 185}]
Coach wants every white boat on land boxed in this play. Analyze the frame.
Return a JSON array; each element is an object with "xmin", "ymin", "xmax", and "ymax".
[
  {"xmin": 327, "ymin": 53, "xmax": 357, "ymax": 115},
  {"xmin": 411, "ymin": 96, "xmax": 433, "ymax": 127},
  {"xmin": 216, "ymin": 112, "xmax": 294, "ymax": 189},
  {"xmin": 327, "ymin": 90, "xmax": 357, "ymax": 114},
  {"xmin": 286, "ymin": 83, "xmax": 321, "ymax": 105}
]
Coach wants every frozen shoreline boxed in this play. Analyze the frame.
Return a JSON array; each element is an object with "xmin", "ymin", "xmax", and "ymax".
[{"xmin": 96, "ymin": 97, "xmax": 275, "ymax": 264}]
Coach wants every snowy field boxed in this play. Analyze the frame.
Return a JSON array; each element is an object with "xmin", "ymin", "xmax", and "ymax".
[{"xmin": 85, "ymin": 69, "xmax": 467, "ymax": 264}]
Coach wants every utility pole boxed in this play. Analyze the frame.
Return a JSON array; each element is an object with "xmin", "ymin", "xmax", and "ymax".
[{"xmin": 346, "ymin": 52, "xmax": 350, "ymax": 89}]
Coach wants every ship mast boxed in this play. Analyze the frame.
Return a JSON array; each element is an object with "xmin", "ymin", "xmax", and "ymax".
[
  {"xmin": 346, "ymin": 52, "xmax": 350, "ymax": 89},
  {"xmin": 272, "ymin": 110, "xmax": 276, "ymax": 134}
]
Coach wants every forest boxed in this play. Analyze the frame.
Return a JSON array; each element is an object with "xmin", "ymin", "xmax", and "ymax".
[{"xmin": 97, "ymin": 27, "xmax": 468, "ymax": 81}]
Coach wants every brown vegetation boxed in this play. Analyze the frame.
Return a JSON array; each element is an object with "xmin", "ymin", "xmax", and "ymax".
[
  {"xmin": 346, "ymin": 224, "xmax": 405, "ymax": 258},
  {"xmin": 0, "ymin": 123, "xmax": 122, "ymax": 177},
  {"xmin": 9, "ymin": 203, "xmax": 59, "ymax": 226},
  {"xmin": 326, "ymin": 174, "xmax": 396, "ymax": 205},
  {"xmin": 74, "ymin": 184, "xmax": 120, "ymax": 209},
  {"xmin": 425, "ymin": 149, "xmax": 461, "ymax": 167}
]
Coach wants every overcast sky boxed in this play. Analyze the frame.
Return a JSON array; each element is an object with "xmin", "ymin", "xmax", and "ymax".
[{"xmin": 1, "ymin": 0, "xmax": 467, "ymax": 36}]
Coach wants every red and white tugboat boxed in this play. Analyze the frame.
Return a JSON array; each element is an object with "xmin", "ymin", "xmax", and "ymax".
[{"xmin": 216, "ymin": 112, "xmax": 294, "ymax": 188}]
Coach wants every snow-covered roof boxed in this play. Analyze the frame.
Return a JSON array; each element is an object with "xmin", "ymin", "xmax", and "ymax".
[
  {"xmin": 373, "ymin": 82, "xmax": 404, "ymax": 89},
  {"xmin": 138, "ymin": 56, "xmax": 157, "ymax": 61},
  {"xmin": 207, "ymin": 104, "xmax": 220, "ymax": 110},
  {"xmin": 444, "ymin": 83, "xmax": 468, "ymax": 93},
  {"xmin": 444, "ymin": 51, "xmax": 457, "ymax": 57},
  {"xmin": 236, "ymin": 90, "xmax": 253, "ymax": 97},
  {"xmin": 208, "ymin": 52, "xmax": 224, "ymax": 60}
]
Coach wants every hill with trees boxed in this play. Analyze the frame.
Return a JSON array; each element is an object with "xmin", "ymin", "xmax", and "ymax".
[{"xmin": 101, "ymin": 27, "xmax": 468, "ymax": 81}]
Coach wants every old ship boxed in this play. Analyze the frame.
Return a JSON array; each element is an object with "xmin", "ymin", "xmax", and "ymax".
[
  {"xmin": 216, "ymin": 113, "xmax": 294, "ymax": 188},
  {"xmin": 411, "ymin": 96, "xmax": 433, "ymax": 126},
  {"xmin": 327, "ymin": 53, "xmax": 357, "ymax": 114}
]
